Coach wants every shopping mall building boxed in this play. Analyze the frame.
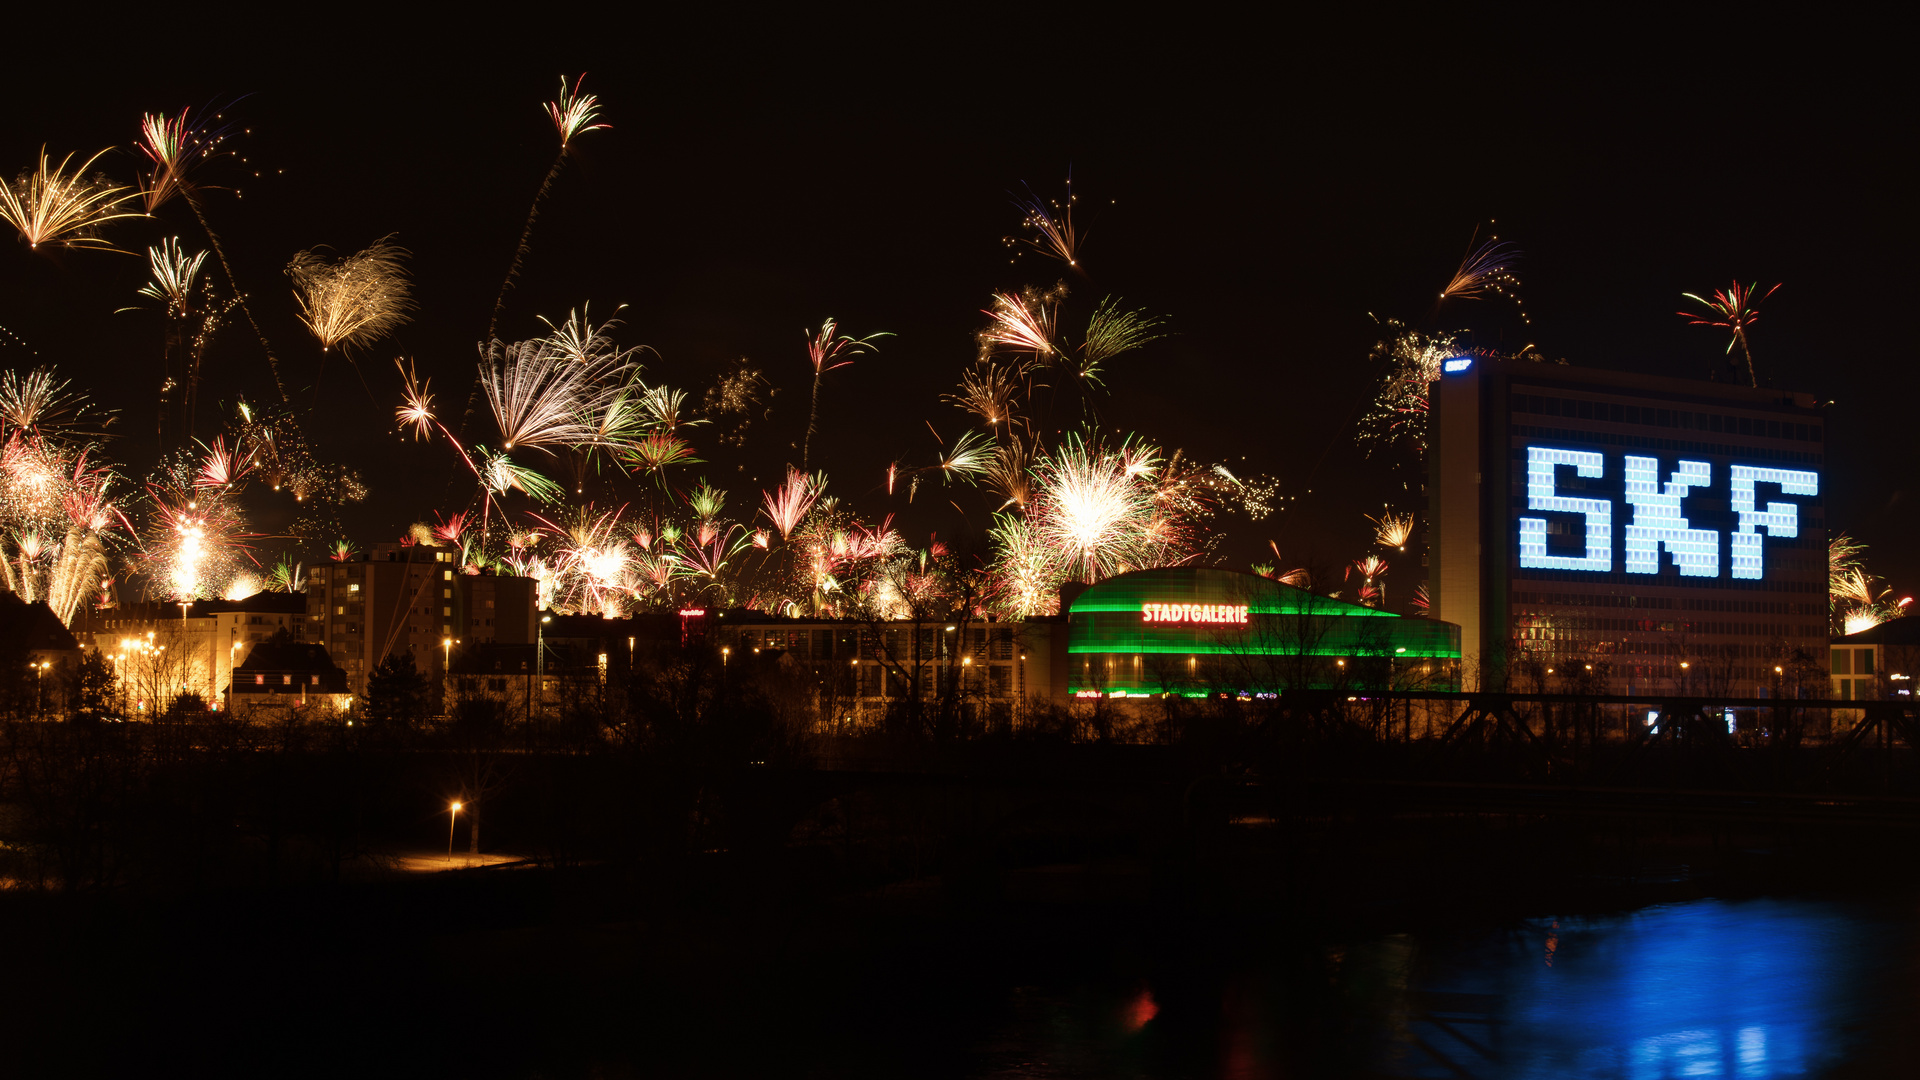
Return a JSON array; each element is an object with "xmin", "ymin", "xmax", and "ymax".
[{"xmin": 707, "ymin": 567, "xmax": 1462, "ymax": 720}]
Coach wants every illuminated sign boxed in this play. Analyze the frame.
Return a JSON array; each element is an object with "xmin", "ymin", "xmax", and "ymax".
[
  {"xmin": 1140, "ymin": 603, "xmax": 1249, "ymax": 624},
  {"xmin": 1518, "ymin": 446, "xmax": 1817, "ymax": 580},
  {"xmin": 1442, "ymin": 357, "xmax": 1474, "ymax": 374}
]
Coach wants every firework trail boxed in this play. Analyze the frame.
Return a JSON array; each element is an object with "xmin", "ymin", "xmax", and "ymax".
[
  {"xmin": 124, "ymin": 238, "xmax": 237, "ymax": 445},
  {"xmin": 1680, "ymin": 281, "xmax": 1780, "ymax": 387},
  {"xmin": 488, "ymin": 74, "xmax": 610, "ymax": 346},
  {"xmin": 288, "ymin": 234, "xmax": 415, "ymax": 354},
  {"xmin": 0, "ymin": 147, "xmax": 141, "ymax": 250},
  {"xmin": 137, "ymin": 106, "xmax": 294, "ymax": 404},
  {"xmin": 801, "ymin": 318, "xmax": 890, "ymax": 471}
]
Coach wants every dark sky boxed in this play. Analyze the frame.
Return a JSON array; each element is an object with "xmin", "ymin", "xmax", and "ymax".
[{"xmin": 2, "ymin": 23, "xmax": 1913, "ymax": 598}]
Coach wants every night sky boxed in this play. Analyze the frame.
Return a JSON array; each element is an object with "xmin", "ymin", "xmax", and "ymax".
[{"xmin": 3, "ymin": 25, "xmax": 1912, "ymax": 597}]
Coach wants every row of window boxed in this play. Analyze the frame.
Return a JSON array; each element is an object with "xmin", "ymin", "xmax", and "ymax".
[
  {"xmin": 1512, "ymin": 394, "xmax": 1821, "ymax": 443},
  {"xmin": 1511, "ymin": 424, "xmax": 1822, "ymax": 467}
]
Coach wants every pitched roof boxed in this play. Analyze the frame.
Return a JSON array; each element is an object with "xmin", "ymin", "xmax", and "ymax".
[{"xmin": 0, "ymin": 593, "xmax": 79, "ymax": 652}]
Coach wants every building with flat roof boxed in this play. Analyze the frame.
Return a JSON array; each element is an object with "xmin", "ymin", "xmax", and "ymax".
[
  {"xmin": 1831, "ymin": 616, "xmax": 1919, "ymax": 703},
  {"xmin": 303, "ymin": 544, "xmax": 537, "ymax": 697},
  {"xmin": 1065, "ymin": 567, "xmax": 1460, "ymax": 698},
  {"xmin": 1430, "ymin": 356, "xmax": 1828, "ymax": 693},
  {"xmin": 74, "ymin": 591, "xmax": 308, "ymax": 711}
]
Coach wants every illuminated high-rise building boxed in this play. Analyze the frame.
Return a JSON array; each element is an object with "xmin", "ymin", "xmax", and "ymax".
[{"xmin": 1430, "ymin": 356, "xmax": 1828, "ymax": 694}]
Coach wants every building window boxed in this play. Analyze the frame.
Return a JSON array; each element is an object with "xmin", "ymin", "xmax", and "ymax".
[{"xmin": 254, "ymin": 674, "xmax": 265, "ymax": 685}]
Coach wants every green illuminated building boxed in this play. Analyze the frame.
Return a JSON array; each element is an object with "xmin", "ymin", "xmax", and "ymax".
[{"xmin": 1066, "ymin": 568, "xmax": 1461, "ymax": 697}]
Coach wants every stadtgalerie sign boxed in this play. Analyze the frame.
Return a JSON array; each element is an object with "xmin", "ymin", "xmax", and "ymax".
[
  {"xmin": 1140, "ymin": 603, "xmax": 1250, "ymax": 624},
  {"xmin": 1517, "ymin": 446, "xmax": 1817, "ymax": 580}
]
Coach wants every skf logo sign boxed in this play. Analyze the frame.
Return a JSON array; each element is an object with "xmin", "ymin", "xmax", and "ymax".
[{"xmin": 1518, "ymin": 446, "xmax": 1816, "ymax": 580}]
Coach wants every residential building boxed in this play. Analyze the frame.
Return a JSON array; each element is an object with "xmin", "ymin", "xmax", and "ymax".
[{"xmin": 304, "ymin": 544, "xmax": 537, "ymax": 697}]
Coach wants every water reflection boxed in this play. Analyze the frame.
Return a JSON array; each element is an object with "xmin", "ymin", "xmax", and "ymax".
[{"xmin": 1345, "ymin": 896, "xmax": 1901, "ymax": 1078}]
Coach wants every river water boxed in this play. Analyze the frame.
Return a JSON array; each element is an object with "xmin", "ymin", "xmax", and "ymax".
[{"xmin": 952, "ymin": 894, "xmax": 1920, "ymax": 1078}]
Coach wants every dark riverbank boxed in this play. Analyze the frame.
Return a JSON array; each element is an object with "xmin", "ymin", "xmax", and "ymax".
[{"xmin": 7, "ymin": 770, "xmax": 1920, "ymax": 1079}]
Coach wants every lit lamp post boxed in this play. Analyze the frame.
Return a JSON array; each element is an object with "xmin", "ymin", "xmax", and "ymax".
[
  {"xmin": 448, "ymin": 801, "xmax": 462, "ymax": 863},
  {"xmin": 537, "ymin": 614, "xmax": 551, "ymax": 719}
]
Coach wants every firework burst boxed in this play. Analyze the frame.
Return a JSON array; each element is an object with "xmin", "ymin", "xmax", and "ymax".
[
  {"xmin": 547, "ymin": 73, "xmax": 611, "ymax": 148},
  {"xmin": 1680, "ymin": 280, "xmax": 1780, "ymax": 387},
  {"xmin": 1078, "ymin": 297, "xmax": 1167, "ymax": 379},
  {"xmin": 1439, "ymin": 223, "xmax": 1526, "ymax": 322},
  {"xmin": 136, "ymin": 105, "xmax": 244, "ymax": 213},
  {"xmin": 0, "ymin": 147, "xmax": 142, "ymax": 250},
  {"xmin": 1024, "ymin": 433, "xmax": 1185, "ymax": 585},
  {"xmin": 1368, "ymin": 509, "xmax": 1415, "ymax": 550},
  {"xmin": 0, "ymin": 366, "xmax": 109, "ymax": 437},
  {"xmin": 134, "ymin": 238, "xmax": 209, "ymax": 316},
  {"xmin": 760, "ymin": 467, "xmax": 823, "ymax": 541},
  {"xmin": 288, "ymin": 234, "xmax": 415, "ymax": 352},
  {"xmin": 1006, "ymin": 177, "xmax": 1085, "ymax": 269},
  {"xmin": 978, "ymin": 291, "xmax": 1057, "ymax": 360},
  {"xmin": 946, "ymin": 361, "xmax": 1024, "ymax": 427}
]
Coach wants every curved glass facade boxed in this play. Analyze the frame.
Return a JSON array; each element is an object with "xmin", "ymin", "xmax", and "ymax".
[{"xmin": 1066, "ymin": 568, "xmax": 1461, "ymax": 697}]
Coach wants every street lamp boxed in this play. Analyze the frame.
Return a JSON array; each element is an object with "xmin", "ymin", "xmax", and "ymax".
[
  {"xmin": 448, "ymin": 801, "xmax": 462, "ymax": 862},
  {"xmin": 536, "ymin": 614, "xmax": 551, "ymax": 719}
]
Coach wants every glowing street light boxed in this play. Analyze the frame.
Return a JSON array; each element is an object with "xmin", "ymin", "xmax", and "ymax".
[{"xmin": 448, "ymin": 801, "xmax": 463, "ymax": 862}]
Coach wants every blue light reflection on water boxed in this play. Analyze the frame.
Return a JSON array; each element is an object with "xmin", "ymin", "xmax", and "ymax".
[{"xmin": 1352, "ymin": 896, "xmax": 1913, "ymax": 1078}]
